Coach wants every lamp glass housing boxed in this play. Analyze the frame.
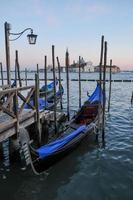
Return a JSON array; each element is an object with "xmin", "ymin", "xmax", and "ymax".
[{"xmin": 27, "ymin": 33, "xmax": 37, "ymax": 44}]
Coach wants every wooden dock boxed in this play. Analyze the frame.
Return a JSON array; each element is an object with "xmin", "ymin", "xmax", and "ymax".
[{"xmin": 0, "ymin": 85, "xmax": 65, "ymax": 143}]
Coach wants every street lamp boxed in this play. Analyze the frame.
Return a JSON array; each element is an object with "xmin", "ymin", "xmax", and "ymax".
[{"xmin": 4, "ymin": 21, "xmax": 37, "ymax": 86}]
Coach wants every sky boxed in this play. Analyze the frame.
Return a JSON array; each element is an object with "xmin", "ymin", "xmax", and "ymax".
[{"xmin": 0, "ymin": 0, "xmax": 133, "ymax": 70}]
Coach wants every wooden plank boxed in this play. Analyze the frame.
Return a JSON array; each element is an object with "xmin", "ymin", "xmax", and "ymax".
[
  {"xmin": 19, "ymin": 110, "xmax": 36, "ymax": 122},
  {"xmin": 2, "ymin": 92, "xmax": 14, "ymax": 107},
  {"xmin": 0, "ymin": 85, "xmax": 35, "ymax": 95},
  {"xmin": 18, "ymin": 91, "xmax": 35, "ymax": 110},
  {"xmin": 0, "ymin": 105, "xmax": 16, "ymax": 118},
  {"xmin": 18, "ymin": 88, "xmax": 35, "ymax": 113},
  {"xmin": 0, "ymin": 119, "xmax": 17, "ymax": 133}
]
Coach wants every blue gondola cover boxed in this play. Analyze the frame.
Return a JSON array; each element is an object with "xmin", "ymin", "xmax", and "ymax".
[
  {"xmin": 37, "ymin": 125, "xmax": 86, "ymax": 159},
  {"xmin": 40, "ymin": 79, "xmax": 58, "ymax": 92},
  {"xmin": 88, "ymin": 83, "xmax": 103, "ymax": 104}
]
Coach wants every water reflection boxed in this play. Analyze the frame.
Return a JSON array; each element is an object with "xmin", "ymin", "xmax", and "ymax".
[{"xmin": 0, "ymin": 72, "xmax": 133, "ymax": 200}]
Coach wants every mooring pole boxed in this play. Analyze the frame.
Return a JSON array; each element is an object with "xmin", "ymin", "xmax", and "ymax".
[
  {"xmin": 99, "ymin": 35, "xmax": 104, "ymax": 86},
  {"xmin": 25, "ymin": 68, "xmax": 28, "ymax": 86},
  {"xmin": 2, "ymin": 138, "xmax": 10, "ymax": 172},
  {"xmin": 44, "ymin": 55, "xmax": 47, "ymax": 109},
  {"xmin": 15, "ymin": 50, "xmax": 22, "ymax": 87},
  {"xmin": 79, "ymin": 56, "xmax": 81, "ymax": 108},
  {"xmin": 102, "ymin": 41, "xmax": 107, "ymax": 141},
  {"xmin": 15, "ymin": 58, "xmax": 17, "ymax": 87},
  {"xmin": 0, "ymin": 62, "xmax": 4, "ymax": 86},
  {"xmin": 56, "ymin": 56, "xmax": 63, "ymax": 109},
  {"xmin": 108, "ymin": 59, "xmax": 112, "ymax": 112},
  {"xmin": 52, "ymin": 45, "xmax": 57, "ymax": 134},
  {"xmin": 35, "ymin": 73, "xmax": 41, "ymax": 144},
  {"xmin": 131, "ymin": 91, "xmax": 133, "ymax": 107},
  {"xmin": 4, "ymin": 22, "xmax": 11, "ymax": 87},
  {"xmin": 36, "ymin": 64, "xmax": 40, "ymax": 89},
  {"xmin": 66, "ymin": 49, "xmax": 70, "ymax": 121},
  {"xmin": 96, "ymin": 35, "xmax": 104, "ymax": 141}
]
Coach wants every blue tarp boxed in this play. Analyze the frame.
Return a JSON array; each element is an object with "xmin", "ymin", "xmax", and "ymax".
[
  {"xmin": 24, "ymin": 86, "xmax": 64, "ymax": 110},
  {"xmin": 40, "ymin": 80, "xmax": 58, "ymax": 92},
  {"xmin": 36, "ymin": 125, "xmax": 86, "ymax": 159},
  {"xmin": 88, "ymin": 83, "xmax": 103, "ymax": 104},
  {"xmin": 56, "ymin": 86, "xmax": 64, "ymax": 96}
]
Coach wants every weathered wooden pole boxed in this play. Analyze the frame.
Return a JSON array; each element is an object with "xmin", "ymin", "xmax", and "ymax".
[
  {"xmin": 25, "ymin": 68, "xmax": 28, "ymax": 86},
  {"xmin": 15, "ymin": 50, "xmax": 22, "ymax": 87},
  {"xmin": 52, "ymin": 45, "xmax": 57, "ymax": 134},
  {"xmin": 66, "ymin": 49, "xmax": 70, "ymax": 121},
  {"xmin": 79, "ymin": 56, "xmax": 81, "ymax": 108},
  {"xmin": 108, "ymin": 59, "xmax": 112, "ymax": 112},
  {"xmin": 56, "ymin": 56, "xmax": 63, "ymax": 109},
  {"xmin": 99, "ymin": 35, "xmax": 104, "ymax": 86},
  {"xmin": 102, "ymin": 41, "xmax": 107, "ymax": 141},
  {"xmin": 0, "ymin": 62, "xmax": 4, "ymax": 86},
  {"xmin": 131, "ymin": 91, "xmax": 133, "ymax": 107},
  {"xmin": 44, "ymin": 55, "xmax": 47, "ymax": 108},
  {"xmin": 15, "ymin": 59, "xmax": 17, "ymax": 87},
  {"xmin": 35, "ymin": 73, "xmax": 41, "ymax": 144},
  {"xmin": 36, "ymin": 64, "xmax": 40, "ymax": 90},
  {"xmin": 4, "ymin": 22, "xmax": 11, "ymax": 87},
  {"xmin": 2, "ymin": 138, "xmax": 10, "ymax": 172},
  {"xmin": 96, "ymin": 35, "xmax": 104, "ymax": 141}
]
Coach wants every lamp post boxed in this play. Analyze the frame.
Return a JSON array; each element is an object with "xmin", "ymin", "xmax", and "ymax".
[{"xmin": 4, "ymin": 21, "xmax": 37, "ymax": 86}]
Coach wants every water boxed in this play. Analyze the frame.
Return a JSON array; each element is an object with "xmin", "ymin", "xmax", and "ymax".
[{"xmin": 0, "ymin": 72, "xmax": 133, "ymax": 200}]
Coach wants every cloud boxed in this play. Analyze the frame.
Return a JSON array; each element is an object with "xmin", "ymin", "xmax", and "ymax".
[
  {"xmin": 86, "ymin": 4, "xmax": 107, "ymax": 14},
  {"xmin": 32, "ymin": 0, "xmax": 60, "ymax": 27},
  {"xmin": 32, "ymin": 0, "xmax": 44, "ymax": 16},
  {"xmin": 66, "ymin": 1, "xmax": 110, "ymax": 18}
]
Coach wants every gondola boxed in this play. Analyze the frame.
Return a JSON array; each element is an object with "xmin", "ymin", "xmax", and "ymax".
[
  {"xmin": 39, "ymin": 79, "xmax": 58, "ymax": 98},
  {"xmin": 24, "ymin": 84, "xmax": 64, "ymax": 110},
  {"xmin": 22, "ymin": 83, "xmax": 103, "ymax": 174}
]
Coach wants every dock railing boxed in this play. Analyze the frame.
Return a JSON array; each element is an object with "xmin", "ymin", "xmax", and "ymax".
[{"xmin": 0, "ymin": 85, "xmax": 36, "ymax": 142}]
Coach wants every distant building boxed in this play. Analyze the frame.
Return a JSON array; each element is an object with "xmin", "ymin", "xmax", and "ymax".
[
  {"xmin": 84, "ymin": 61, "xmax": 94, "ymax": 72},
  {"xmin": 94, "ymin": 65, "xmax": 120, "ymax": 73},
  {"xmin": 65, "ymin": 59, "xmax": 94, "ymax": 73},
  {"xmin": 39, "ymin": 65, "xmax": 58, "ymax": 72}
]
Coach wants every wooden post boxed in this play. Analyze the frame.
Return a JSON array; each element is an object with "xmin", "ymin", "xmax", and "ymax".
[
  {"xmin": 15, "ymin": 59, "xmax": 17, "ymax": 87},
  {"xmin": 108, "ymin": 59, "xmax": 112, "ymax": 112},
  {"xmin": 36, "ymin": 64, "xmax": 40, "ymax": 90},
  {"xmin": 37, "ymin": 64, "xmax": 39, "ymax": 75},
  {"xmin": 44, "ymin": 56, "xmax": 47, "ymax": 108},
  {"xmin": 96, "ymin": 35, "xmax": 104, "ymax": 141},
  {"xmin": 99, "ymin": 35, "xmax": 104, "ymax": 86},
  {"xmin": 102, "ymin": 41, "xmax": 107, "ymax": 141},
  {"xmin": 14, "ymin": 90, "xmax": 19, "ymax": 135},
  {"xmin": 131, "ymin": 91, "xmax": 133, "ymax": 107},
  {"xmin": 15, "ymin": 50, "xmax": 22, "ymax": 87},
  {"xmin": 56, "ymin": 56, "xmax": 63, "ymax": 109},
  {"xmin": 35, "ymin": 73, "xmax": 41, "ymax": 144},
  {"xmin": 52, "ymin": 45, "xmax": 57, "ymax": 134},
  {"xmin": 0, "ymin": 62, "xmax": 4, "ymax": 86},
  {"xmin": 2, "ymin": 138, "xmax": 10, "ymax": 172},
  {"xmin": 41, "ymin": 119, "xmax": 49, "ymax": 144},
  {"xmin": 79, "ymin": 56, "xmax": 81, "ymax": 108},
  {"xmin": 25, "ymin": 68, "xmax": 28, "ymax": 86},
  {"xmin": 4, "ymin": 22, "xmax": 11, "ymax": 87},
  {"xmin": 66, "ymin": 49, "xmax": 70, "ymax": 121}
]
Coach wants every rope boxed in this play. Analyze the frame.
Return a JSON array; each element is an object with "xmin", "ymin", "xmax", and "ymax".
[{"xmin": 19, "ymin": 128, "xmax": 48, "ymax": 176}]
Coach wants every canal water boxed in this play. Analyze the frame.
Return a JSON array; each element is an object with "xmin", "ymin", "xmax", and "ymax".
[{"xmin": 0, "ymin": 72, "xmax": 133, "ymax": 200}]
